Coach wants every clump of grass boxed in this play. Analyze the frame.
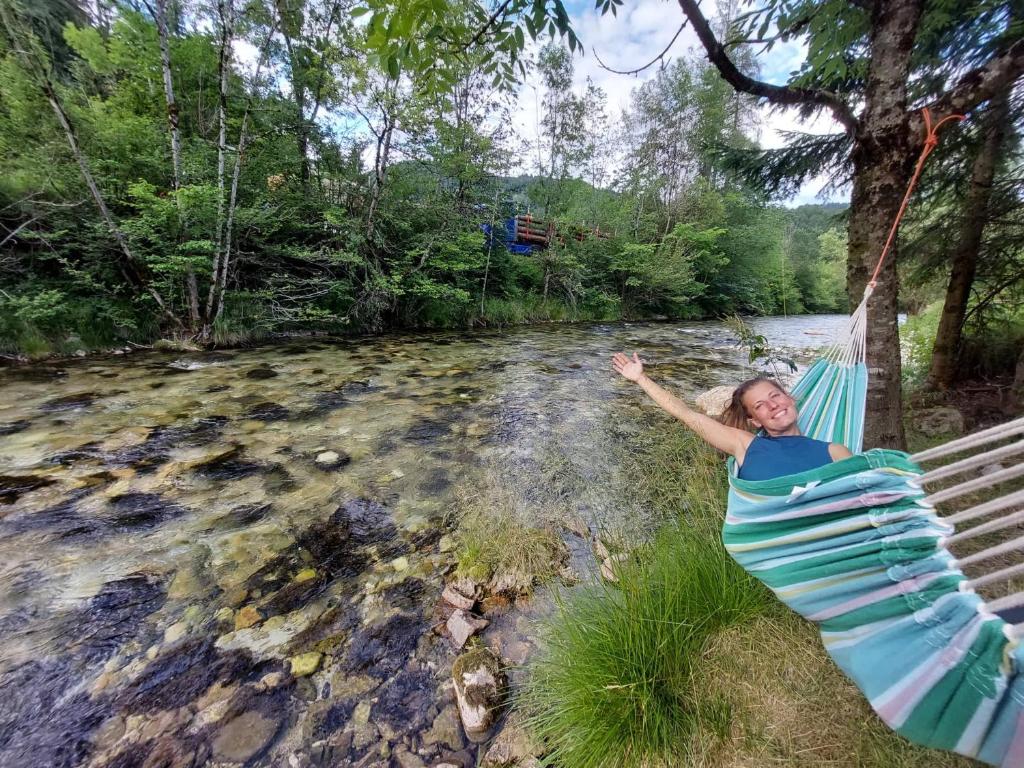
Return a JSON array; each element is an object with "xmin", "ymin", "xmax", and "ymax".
[
  {"xmin": 620, "ymin": 415, "xmax": 729, "ymax": 530},
  {"xmin": 451, "ymin": 473, "xmax": 565, "ymax": 586},
  {"xmin": 520, "ymin": 524, "xmax": 770, "ymax": 768}
]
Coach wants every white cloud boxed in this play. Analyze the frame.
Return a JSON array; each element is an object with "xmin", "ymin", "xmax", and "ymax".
[{"xmin": 507, "ymin": 1, "xmax": 850, "ymax": 207}]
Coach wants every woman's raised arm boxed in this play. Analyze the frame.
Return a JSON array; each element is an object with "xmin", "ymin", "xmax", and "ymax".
[{"xmin": 612, "ymin": 352, "xmax": 753, "ymax": 460}]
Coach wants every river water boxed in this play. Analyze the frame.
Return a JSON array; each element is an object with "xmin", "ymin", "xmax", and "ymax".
[{"xmin": 0, "ymin": 316, "xmax": 847, "ymax": 768}]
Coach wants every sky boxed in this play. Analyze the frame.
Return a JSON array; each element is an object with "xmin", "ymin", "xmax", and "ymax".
[{"xmin": 511, "ymin": 0, "xmax": 848, "ymax": 207}]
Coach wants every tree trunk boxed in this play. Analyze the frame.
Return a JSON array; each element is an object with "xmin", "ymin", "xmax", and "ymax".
[
  {"xmin": 366, "ymin": 97, "xmax": 394, "ymax": 242},
  {"xmin": 1014, "ymin": 342, "xmax": 1024, "ymax": 404},
  {"xmin": 205, "ymin": 0, "xmax": 233, "ymax": 325},
  {"xmin": 845, "ymin": 0, "xmax": 924, "ymax": 450},
  {"xmin": 149, "ymin": 0, "xmax": 200, "ymax": 329},
  {"xmin": 926, "ymin": 92, "xmax": 1010, "ymax": 391}
]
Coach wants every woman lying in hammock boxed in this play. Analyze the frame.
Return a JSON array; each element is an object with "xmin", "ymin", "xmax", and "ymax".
[{"xmin": 612, "ymin": 352, "xmax": 852, "ymax": 479}]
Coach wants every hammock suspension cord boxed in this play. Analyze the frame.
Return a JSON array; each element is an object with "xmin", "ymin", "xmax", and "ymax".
[{"xmin": 824, "ymin": 109, "xmax": 965, "ymax": 368}]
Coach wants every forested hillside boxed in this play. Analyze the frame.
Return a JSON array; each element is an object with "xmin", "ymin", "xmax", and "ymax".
[{"xmin": 0, "ymin": 2, "xmax": 847, "ymax": 356}]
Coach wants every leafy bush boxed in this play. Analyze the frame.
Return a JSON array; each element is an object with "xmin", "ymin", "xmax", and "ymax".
[{"xmin": 900, "ymin": 301, "xmax": 942, "ymax": 387}]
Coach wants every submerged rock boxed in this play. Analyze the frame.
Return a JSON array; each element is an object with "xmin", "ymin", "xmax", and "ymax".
[
  {"xmin": 343, "ymin": 612, "xmax": 424, "ymax": 679},
  {"xmin": 235, "ymin": 605, "xmax": 263, "ymax": 631},
  {"xmin": 447, "ymin": 610, "xmax": 488, "ymax": 649},
  {"xmin": 211, "ymin": 710, "xmax": 281, "ymax": 763},
  {"xmin": 372, "ymin": 667, "xmax": 435, "ymax": 736},
  {"xmin": 121, "ymin": 637, "xmax": 251, "ymax": 713},
  {"xmin": 452, "ymin": 647, "xmax": 505, "ymax": 742},
  {"xmin": 244, "ymin": 401, "xmax": 292, "ymax": 422},
  {"xmin": 0, "ymin": 419, "xmax": 31, "ymax": 436},
  {"xmin": 290, "ymin": 651, "xmax": 323, "ymax": 677},
  {"xmin": 482, "ymin": 712, "xmax": 542, "ymax": 767},
  {"xmin": 40, "ymin": 392, "xmax": 97, "ymax": 412},
  {"xmin": 106, "ymin": 492, "xmax": 191, "ymax": 530},
  {"xmin": 0, "ymin": 473, "xmax": 57, "ymax": 505},
  {"xmin": 245, "ymin": 366, "xmax": 279, "ymax": 380},
  {"xmin": 314, "ymin": 450, "xmax": 351, "ymax": 470},
  {"xmin": 421, "ymin": 704, "xmax": 465, "ymax": 751}
]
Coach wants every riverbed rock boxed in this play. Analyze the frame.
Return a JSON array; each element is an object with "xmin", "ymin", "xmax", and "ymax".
[
  {"xmin": 487, "ymin": 570, "xmax": 532, "ymax": 597},
  {"xmin": 447, "ymin": 610, "xmax": 488, "ymax": 649},
  {"xmin": 695, "ymin": 385, "xmax": 735, "ymax": 417},
  {"xmin": 482, "ymin": 712, "xmax": 541, "ymax": 767},
  {"xmin": 290, "ymin": 651, "xmax": 323, "ymax": 677},
  {"xmin": 452, "ymin": 646, "xmax": 505, "ymax": 742},
  {"xmin": 164, "ymin": 621, "xmax": 188, "ymax": 644},
  {"xmin": 235, "ymin": 605, "xmax": 263, "ymax": 630},
  {"xmin": 600, "ymin": 553, "xmax": 629, "ymax": 582},
  {"xmin": 421, "ymin": 704, "xmax": 465, "ymax": 751},
  {"xmin": 916, "ymin": 406, "xmax": 965, "ymax": 437},
  {"xmin": 314, "ymin": 450, "xmax": 351, "ymax": 470},
  {"xmin": 441, "ymin": 585, "xmax": 475, "ymax": 611},
  {"xmin": 211, "ymin": 710, "xmax": 280, "ymax": 763}
]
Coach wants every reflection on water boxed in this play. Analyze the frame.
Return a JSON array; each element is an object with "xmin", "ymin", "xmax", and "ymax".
[{"xmin": 0, "ymin": 316, "xmax": 846, "ymax": 767}]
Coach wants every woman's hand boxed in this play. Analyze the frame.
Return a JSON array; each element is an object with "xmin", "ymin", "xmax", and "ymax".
[{"xmin": 612, "ymin": 352, "xmax": 645, "ymax": 383}]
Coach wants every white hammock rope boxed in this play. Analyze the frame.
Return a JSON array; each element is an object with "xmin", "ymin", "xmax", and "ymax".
[
  {"xmin": 947, "ymin": 508, "xmax": 1024, "ymax": 545},
  {"xmin": 984, "ymin": 589, "xmax": 1024, "ymax": 613},
  {"xmin": 920, "ymin": 439, "xmax": 1024, "ymax": 484},
  {"xmin": 945, "ymin": 488, "xmax": 1024, "ymax": 525},
  {"xmin": 923, "ymin": 462, "xmax": 1024, "ymax": 506},
  {"xmin": 825, "ymin": 287, "xmax": 871, "ymax": 366},
  {"xmin": 911, "ymin": 424, "xmax": 1024, "ymax": 607},
  {"xmin": 965, "ymin": 560, "xmax": 1024, "ymax": 590},
  {"xmin": 912, "ymin": 415, "xmax": 1024, "ymax": 463},
  {"xmin": 955, "ymin": 531, "xmax": 1024, "ymax": 567}
]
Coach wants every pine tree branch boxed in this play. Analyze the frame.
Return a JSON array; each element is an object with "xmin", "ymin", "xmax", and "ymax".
[
  {"xmin": 923, "ymin": 37, "xmax": 1024, "ymax": 125},
  {"xmin": 676, "ymin": 0, "xmax": 858, "ymax": 133}
]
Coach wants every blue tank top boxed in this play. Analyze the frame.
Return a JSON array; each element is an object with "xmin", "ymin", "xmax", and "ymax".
[{"xmin": 737, "ymin": 434, "xmax": 834, "ymax": 481}]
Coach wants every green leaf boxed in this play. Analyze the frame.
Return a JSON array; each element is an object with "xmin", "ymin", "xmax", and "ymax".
[
  {"xmin": 350, "ymin": 6, "xmax": 370, "ymax": 17},
  {"xmin": 387, "ymin": 53, "xmax": 400, "ymax": 79}
]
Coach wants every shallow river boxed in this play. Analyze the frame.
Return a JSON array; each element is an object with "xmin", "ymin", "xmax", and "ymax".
[{"xmin": 0, "ymin": 316, "xmax": 847, "ymax": 768}]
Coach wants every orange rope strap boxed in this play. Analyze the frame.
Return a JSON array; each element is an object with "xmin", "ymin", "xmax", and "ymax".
[{"xmin": 866, "ymin": 108, "xmax": 966, "ymax": 290}]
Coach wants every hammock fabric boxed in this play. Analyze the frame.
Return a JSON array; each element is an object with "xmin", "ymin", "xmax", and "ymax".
[
  {"xmin": 724, "ymin": 449, "xmax": 1023, "ymax": 766},
  {"xmin": 717, "ymin": 111, "xmax": 1024, "ymax": 763}
]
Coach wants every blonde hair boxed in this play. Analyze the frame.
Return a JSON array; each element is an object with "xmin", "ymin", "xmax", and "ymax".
[{"xmin": 720, "ymin": 377, "xmax": 787, "ymax": 431}]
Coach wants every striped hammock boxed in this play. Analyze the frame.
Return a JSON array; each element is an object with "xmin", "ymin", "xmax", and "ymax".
[{"xmin": 724, "ymin": 291, "xmax": 1024, "ymax": 766}]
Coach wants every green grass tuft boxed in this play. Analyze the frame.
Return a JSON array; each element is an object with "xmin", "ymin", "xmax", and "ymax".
[
  {"xmin": 520, "ymin": 523, "xmax": 770, "ymax": 768},
  {"xmin": 451, "ymin": 473, "xmax": 565, "ymax": 587}
]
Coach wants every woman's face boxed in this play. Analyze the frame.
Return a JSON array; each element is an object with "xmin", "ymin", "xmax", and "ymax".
[{"xmin": 741, "ymin": 381, "xmax": 798, "ymax": 433}]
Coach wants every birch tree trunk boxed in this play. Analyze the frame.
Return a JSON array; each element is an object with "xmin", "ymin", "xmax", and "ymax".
[
  {"xmin": 210, "ymin": 21, "xmax": 277, "ymax": 328},
  {"xmin": 205, "ymin": 0, "xmax": 234, "ymax": 328},
  {"xmin": 365, "ymin": 83, "xmax": 397, "ymax": 242},
  {"xmin": 147, "ymin": 0, "xmax": 200, "ymax": 329}
]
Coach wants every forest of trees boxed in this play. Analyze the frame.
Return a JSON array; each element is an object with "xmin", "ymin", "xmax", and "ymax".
[
  {"xmin": 1, "ymin": 0, "xmax": 1023, "ymax": 447},
  {"xmin": 0, "ymin": 0, "xmax": 846, "ymax": 354}
]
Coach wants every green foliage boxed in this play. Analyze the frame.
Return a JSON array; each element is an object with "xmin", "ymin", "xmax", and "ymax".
[
  {"xmin": 901, "ymin": 301, "xmax": 943, "ymax": 387},
  {"xmin": 725, "ymin": 314, "xmax": 798, "ymax": 379},
  {"xmin": 0, "ymin": 0, "xmax": 851, "ymax": 357}
]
